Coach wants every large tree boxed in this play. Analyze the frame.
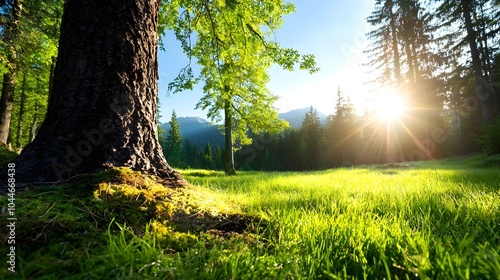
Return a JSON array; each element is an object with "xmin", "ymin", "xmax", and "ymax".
[
  {"xmin": 164, "ymin": 0, "xmax": 317, "ymax": 175},
  {"xmin": 367, "ymin": 0, "xmax": 447, "ymax": 161},
  {"xmin": 460, "ymin": 0, "xmax": 497, "ymax": 123},
  {"xmin": 1, "ymin": 0, "xmax": 186, "ymax": 189}
]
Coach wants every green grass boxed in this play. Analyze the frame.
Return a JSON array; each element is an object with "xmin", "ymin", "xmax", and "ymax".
[
  {"xmin": 1, "ymin": 155, "xmax": 499, "ymax": 279},
  {"xmin": 182, "ymin": 160, "xmax": 500, "ymax": 279}
]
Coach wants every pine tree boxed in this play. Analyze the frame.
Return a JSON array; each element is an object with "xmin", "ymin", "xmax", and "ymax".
[
  {"xmin": 433, "ymin": 0, "xmax": 500, "ymax": 153},
  {"xmin": 325, "ymin": 88, "xmax": 360, "ymax": 167},
  {"xmin": 300, "ymin": 107, "xmax": 324, "ymax": 170},
  {"xmin": 214, "ymin": 144, "xmax": 224, "ymax": 170},
  {"xmin": 165, "ymin": 110, "xmax": 185, "ymax": 168},
  {"xmin": 202, "ymin": 143, "xmax": 214, "ymax": 170},
  {"xmin": 183, "ymin": 138, "xmax": 197, "ymax": 168},
  {"xmin": 367, "ymin": 0, "xmax": 447, "ymax": 161},
  {"xmin": 460, "ymin": 0, "xmax": 497, "ymax": 123}
]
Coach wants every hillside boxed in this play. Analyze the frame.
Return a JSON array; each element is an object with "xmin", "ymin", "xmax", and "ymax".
[
  {"xmin": 161, "ymin": 107, "xmax": 329, "ymax": 147},
  {"xmin": 161, "ymin": 117, "xmax": 224, "ymax": 148},
  {"xmin": 278, "ymin": 107, "xmax": 328, "ymax": 128}
]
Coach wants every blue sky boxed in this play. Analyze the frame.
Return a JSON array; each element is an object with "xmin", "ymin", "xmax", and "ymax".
[{"xmin": 157, "ymin": 0, "xmax": 376, "ymax": 123}]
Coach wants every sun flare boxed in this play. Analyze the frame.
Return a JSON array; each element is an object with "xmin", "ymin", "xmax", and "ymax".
[{"xmin": 375, "ymin": 91, "xmax": 406, "ymax": 121}]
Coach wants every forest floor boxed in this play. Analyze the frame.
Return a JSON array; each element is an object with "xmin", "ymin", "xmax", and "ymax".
[{"xmin": 1, "ymin": 151, "xmax": 499, "ymax": 279}]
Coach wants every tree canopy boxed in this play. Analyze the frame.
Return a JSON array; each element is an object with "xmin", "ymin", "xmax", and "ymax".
[{"xmin": 161, "ymin": 0, "xmax": 318, "ymax": 174}]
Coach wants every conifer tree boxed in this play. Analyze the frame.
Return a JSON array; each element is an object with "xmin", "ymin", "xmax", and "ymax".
[
  {"xmin": 202, "ymin": 143, "xmax": 214, "ymax": 170},
  {"xmin": 165, "ymin": 110, "xmax": 185, "ymax": 168},
  {"xmin": 300, "ymin": 107, "xmax": 323, "ymax": 170},
  {"xmin": 367, "ymin": 0, "xmax": 447, "ymax": 160},
  {"xmin": 325, "ymin": 88, "xmax": 360, "ymax": 166}
]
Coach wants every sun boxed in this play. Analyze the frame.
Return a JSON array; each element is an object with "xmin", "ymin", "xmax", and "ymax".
[{"xmin": 375, "ymin": 90, "xmax": 406, "ymax": 121}]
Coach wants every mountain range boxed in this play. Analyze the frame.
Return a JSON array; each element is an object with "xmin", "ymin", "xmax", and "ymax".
[
  {"xmin": 278, "ymin": 107, "xmax": 328, "ymax": 128},
  {"xmin": 161, "ymin": 117, "xmax": 224, "ymax": 148},
  {"xmin": 161, "ymin": 107, "xmax": 328, "ymax": 147}
]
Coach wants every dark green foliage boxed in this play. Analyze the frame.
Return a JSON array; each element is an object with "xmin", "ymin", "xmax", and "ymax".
[
  {"xmin": 477, "ymin": 154, "xmax": 500, "ymax": 167},
  {"xmin": 181, "ymin": 139, "xmax": 224, "ymax": 170},
  {"xmin": 476, "ymin": 116, "xmax": 500, "ymax": 155},
  {"xmin": 0, "ymin": 145, "xmax": 17, "ymax": 166},
  {"xmin": 201, "ymin": 142, "xmax": 214, "ymax": 170},
  {"xmin": 213, "ymin": 144, "xmax": 224, "ymax": 170},
  {"xmin": 325, "ymin": 88, "xmax": 361, "ymax": 167},
  {"xmin": 164, "ymin": 111, "xmax": 185, "ymax": 168},
  {"xmin": 299, "ymin": 107, "xmax": 324, "ymax": 170},
  {"xmin": 1, "ymin": 0, "xmax": 62, "ymax": 149}
]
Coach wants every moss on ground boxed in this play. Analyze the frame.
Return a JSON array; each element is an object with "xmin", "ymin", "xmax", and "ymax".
[{"xmin": 0, "ymin": 166, "xmax": 261, "ymax": 278}]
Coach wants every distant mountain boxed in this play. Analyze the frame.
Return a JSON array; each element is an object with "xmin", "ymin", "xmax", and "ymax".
[
  {"xmin": 161, "ymin": 117, "xmax": 224, "ymax": 148},
  {"xmin": 162, "ymin": 107, "xmax": 329, "ymax": 147},
  {"xmin": 278, "ymin": 107, "xmax": 328, "ymax": 129}
]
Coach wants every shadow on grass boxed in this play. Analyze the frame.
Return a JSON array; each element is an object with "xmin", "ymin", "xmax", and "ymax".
[{"xmin": 0, "ymin": 168, "xmax": 265, "ymax": 279}]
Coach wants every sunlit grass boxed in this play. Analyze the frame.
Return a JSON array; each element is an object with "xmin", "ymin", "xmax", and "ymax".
[
  {"xmin": 2, "ymin": 156, "xmax": 499, "ymax": 279},
  {"xmin": 182, "ymin": 161, "xmax": 500, "ymax": 279}
]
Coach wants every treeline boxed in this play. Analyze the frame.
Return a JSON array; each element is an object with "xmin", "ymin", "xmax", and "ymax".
[
  {"xmin": 162, "ymin": 90, "xmax": 439, "ymax": 172},
  {"xmin": 163, "ymin": 85, "xmax": 500, "ymax": 172},
  {"xmin": 159, "ymin": 111, "xmax": 225, "ymax": 170},
  {"xmin": 1, "ymin": 0, "xmax": 499, "ymax": 168},
  {"xmin": 163, "ymin": 0, "xmax": 500, "ymax": 172},
  {"xmin": 0, "ymin": 0, "xmax": 62, "ymax": 150},
  {"xmin": 364, "ymin": 0, "xmax": 500, "ymax": 157},
  {"xmin": 235, "ymin": 93, "xmax": 441, "ymax": 172}
]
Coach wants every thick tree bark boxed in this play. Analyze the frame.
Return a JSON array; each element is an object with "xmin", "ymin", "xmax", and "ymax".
[
  {"xmin": 224, "ymin": 99, "xmax": 236, "ymax": 176},
  {"xmin": 1, "ymin": 0, "xmax": 186, "ymax": 188},
  {"xmin": 0, "ymin": 0, "xmax": 23, "ymax": 145},
  {"xmin": 461, "ymin": 0, "xmax": 496, "ymax": 124}
]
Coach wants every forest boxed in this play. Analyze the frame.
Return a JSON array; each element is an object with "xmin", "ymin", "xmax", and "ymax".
[
  {"xmin": 0, "ymin": 0, "xmax": 499, "ymax": 279},
  {"xmin": 1, "ymin": 0, "xmax": 500, "ymax": 174}
]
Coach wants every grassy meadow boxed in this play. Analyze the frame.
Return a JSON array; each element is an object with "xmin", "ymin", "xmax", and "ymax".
[{"xmin": 1, "ymin": 155, "xmax": 499, "ymax": 279}]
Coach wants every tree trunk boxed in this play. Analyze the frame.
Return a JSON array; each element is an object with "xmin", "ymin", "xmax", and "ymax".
[
  {"xmin": 388, "ymin": 0, "xmax": 401, "ymax": 84},
  {"xmin": 16, "ymin": 72, "xmax": 27, "ymax": 151},
  {"xmin": 461, "ymin": 0, "xmax": 495, "ymax": 124},
  {"xmin": 0, "ymin": 0, "xmax": 23, "ymax": 145},
  {"xmin": 29, "ymin": 102, "xmax": 38, "ymax": 143},
  {"xmin": 224, "ymin": 99, "xmax": 236, "ymax": 175},
  {"xmin": 0, "ymin": 73, "xmax": 16, "ymax": 145},
  {"xmin": 47, "ymin": 56, "xmax": 56, "ymax": 106},
  {"xmin": 1, "ymin": 0, "xmax": 186, "ymax": 188},
  {"xmin": 403, "ymin": 38, "xmax": 417, "ymax": 83}
]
